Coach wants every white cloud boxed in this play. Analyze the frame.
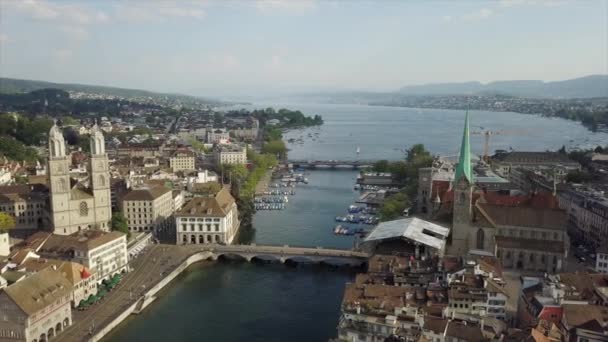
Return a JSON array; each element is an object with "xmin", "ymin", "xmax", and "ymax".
[
  {"xmin": 60, "ymin": 25, "xmax": 90, "ymax": 41},
  {"xmin": 14, "ymin": 0, "xmax": 60, "ymax": 20},
  {"xmin": 461, "ymin": 8, "xmax": 493, "ymax": 21},
  {"xmin": 95, "ymin": 12, "xmax": 109, "ymax": 23},
  {"xmin": 114, "ymin": 2, "xmax": 207, "ymax": 23},
  {"xmin": 255, "ymin": 0, "xmax": 316, "ymax": 13},
  {"xmin": 53, "ymin": 49, "xmax": 73, "ymax": 62},
  {"xmin": 157, "ymin": 6, "xmax": 206, "ymax": 19},
  {"xmin": 500, "ymin": 0, "xmax": 567, "ymax": 7}
]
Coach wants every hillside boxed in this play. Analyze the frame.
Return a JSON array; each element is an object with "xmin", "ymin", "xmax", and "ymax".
[
  {"xmin": 399, "ymin": 75, "xmax": 608, "ymax": 99},
  {"xmin": 0, "ymin": 77, "xmax": 220, "ymax": 106}
]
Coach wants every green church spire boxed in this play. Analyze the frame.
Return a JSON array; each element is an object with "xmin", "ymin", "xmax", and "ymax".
[{"xmin": 455, "ymin": 111, "xmax": 473, "ymax": 184}]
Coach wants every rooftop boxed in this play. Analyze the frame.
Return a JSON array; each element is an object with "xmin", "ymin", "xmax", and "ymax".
[
  {"xmin": 28, "ymin": 230, "xmax": 125, "ymax": 255},
  {"xmin": 477, "ymin": 203, "xmax": 566, "ymax": 230},
  {"xmin": 123, "ymin": 185, "xmax": 172, "ymax": 201},
  {"xmin": 364, "ymin": 217, "xmax": 450, "ymax": 250},
  {"xmin": 176, "ymin": 187, "xmax": 235, "ymax": 218},
  {"xmin": 492, "ymin": 151, "xmax": 578, "ymax": 165},
  {"xmin": 4, "ymin": 268, "xmax": 73, "ymax": 316}
]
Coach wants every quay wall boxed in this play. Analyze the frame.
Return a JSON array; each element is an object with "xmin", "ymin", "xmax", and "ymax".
[{"xmin": 89, "ymin": 251, "xmax": 212, "ymax": 342}]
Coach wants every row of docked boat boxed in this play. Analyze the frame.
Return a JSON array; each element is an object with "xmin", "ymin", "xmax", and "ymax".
[
  {"xmin": 335, "ymin": 214, "xmax": 379, "ymax": 225},
  {"xmin": 254, "ymin": 196, "xmax": 289, "ymax": 204},
  {"xmin": 258, "ymin": 190, "xmax": 296, "ymax": 196},
  {"xmin": 333, "ymin": 225, "xmax": 367, "ymax": 236},
  {"xmin": 255, "ymin": 203, "xmax": 286, "ymax": 210}
]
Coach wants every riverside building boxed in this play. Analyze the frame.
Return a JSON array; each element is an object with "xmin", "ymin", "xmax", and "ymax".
[{"xmin": 176, "ymin": 187, "xmax": 239, "ymax": 245}]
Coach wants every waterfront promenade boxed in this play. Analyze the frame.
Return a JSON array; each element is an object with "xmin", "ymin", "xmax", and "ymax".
[{"xmin": 59, "ymin": 243, "xmax": 368, "ymax": 342}]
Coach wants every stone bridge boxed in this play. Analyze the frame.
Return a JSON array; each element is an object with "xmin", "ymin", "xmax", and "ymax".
[
  {"xmin": 287, "ymin": 160, "xmax": 377, "ymax": 169},
  {"xmin": 191, "ymin": 244, "xmax": 370, "ymax": 266}
]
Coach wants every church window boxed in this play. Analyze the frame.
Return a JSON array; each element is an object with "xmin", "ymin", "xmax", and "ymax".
[
  {"xmin": 476, "ymin": 229, "xmax": 485, "ymax": 250},
  {"xmin": 98, "ymin": 175, "xmax": 106, "ymax": 187},
  {"xmin": 79, "ymin": 202, "xmax": 89, "ymax": 216},
  {"xmin": 58, "ymin": 178, "xmax": 67, "ymax": 192},
  {"xmin": 458, "ymin": 192, "xmax": 465, "ymax": 205}
]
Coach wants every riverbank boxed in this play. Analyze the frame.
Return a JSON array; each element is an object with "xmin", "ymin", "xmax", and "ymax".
[{"xmin": 89, "ymin": 243, "xmax": 363, "ymax": 342}]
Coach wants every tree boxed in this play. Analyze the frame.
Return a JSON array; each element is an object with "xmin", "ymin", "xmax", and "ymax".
[
  {"xmin": 372, "ymin": 160, "xmax": 389, "ymax": 172},
  {"xmin": 111, "ymin": 212, "xmax": 130, "ymax": 238},
  {"xmin": 0, "ymin": 212, "xmax": 15, "ymax": 234},
  {"xmin": 379, "ymin": 192, "xmax": 410, "ymax": 221},
  {"xmin": 262, "ymin": 140, "xmax": 287, "ymax": 160}
]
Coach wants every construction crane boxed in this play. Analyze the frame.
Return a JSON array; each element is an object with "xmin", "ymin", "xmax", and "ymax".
[{"xmin": 470, "ymin": 129, "xmax": 530, "ymax": 161}]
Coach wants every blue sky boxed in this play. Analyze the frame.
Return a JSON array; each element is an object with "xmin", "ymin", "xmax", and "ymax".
[{"xmin": 0, "ymin": 0, "xmax": 606, "ymax": 97}]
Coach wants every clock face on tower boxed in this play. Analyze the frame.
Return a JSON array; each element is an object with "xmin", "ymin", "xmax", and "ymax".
[{"xmin": 97, "ymin": 161, "xmax": 104, "ymax": 170}]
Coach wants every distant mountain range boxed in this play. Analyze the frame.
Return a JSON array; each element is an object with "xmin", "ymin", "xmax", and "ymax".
[
  {"xmin": 0, "ymin": 77, "xmax": 221, "ymax": 105},
  {"xmin": 398, "ymin": 75, "xmax": 608, "ymax": 99}
]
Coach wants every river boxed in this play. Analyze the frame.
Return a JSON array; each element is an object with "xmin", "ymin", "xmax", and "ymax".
[{"xmin": 106, "ymin": 103, "xmax": 608, "ymax": 342}]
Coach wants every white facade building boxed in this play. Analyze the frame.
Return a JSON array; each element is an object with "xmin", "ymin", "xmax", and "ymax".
[
  {"xmin": 596, "ymin": 247, "xmax": 608, "ymax": 273},
  {"xmin": 213, "ymin": 144, "xmax": 247, "ymax": 166},
  {"xmin": 186, "ymin": 170, "xmax": 219, "ymax": 192},
  {"xmin": 176, "ymin": 187, "xmax": 239, "ymax": 245},
  {"xmin": 122, "ymin": 186, "xmax": 175, "ymax": 234}
]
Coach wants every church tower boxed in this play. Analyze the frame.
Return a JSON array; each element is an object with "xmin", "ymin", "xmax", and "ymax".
[
  {"xmin": 451, "ymin": 111, "xmax": 474, "ymax": 255},
  {"xmin": 89, "ymin": 122, "xmax": 111, "ymax": 231},
  {"xmin": 48, "ymin": 122, "xmax": 71, "ymax": 234}
]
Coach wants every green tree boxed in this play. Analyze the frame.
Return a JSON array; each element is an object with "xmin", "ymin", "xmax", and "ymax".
[
  {"xmin": 0, "ymin": 212, "xmax": 15, "ymax": 234},
  {"xmin": 262, "ymin": 140, "xmax": 287, "ymax": 159},
  {"xmin": 111, "ymin": 212, "xmax": 131, "ymax": 238},
  {"xmin": 372, "ymin": 160, "xmax": 389, "ymax": 172},
  {"xmin": 379, "ymin": 192, "xmax": 410, "ymax": 221}
]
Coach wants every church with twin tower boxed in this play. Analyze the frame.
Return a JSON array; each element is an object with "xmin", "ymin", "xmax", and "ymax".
[{"xmin": 47, "ymin": 121, "xmax": 112, "ymax": 235}]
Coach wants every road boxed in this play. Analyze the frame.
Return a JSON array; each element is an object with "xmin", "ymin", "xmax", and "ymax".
[
  {"xmin": 59, "ymin": 243, "xmax": 366, "ymax": 341},
  {"xmin": 60, "ymin": 245, "xmax": 194, "ymax": 342}
]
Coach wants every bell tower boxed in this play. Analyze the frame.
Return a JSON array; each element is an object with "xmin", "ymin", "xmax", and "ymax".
[
  {"xmin": 89, "ymin": 122, "xmax": 111, "ymax": 231},
  {"xmin": 48, "ymin": 121, "xmax": 71, "ymax": 234},
  {"xmin": 451, "ymin": 111, "xmax": 474, "ymax": 254}
]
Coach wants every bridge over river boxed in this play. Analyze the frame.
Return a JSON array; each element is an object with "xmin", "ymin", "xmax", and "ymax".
[
  {"xmin": 192, "ymin": 243, "xmax": 370, "ymax": 266},
  {"xmin": 287, "ymin": 159, "xmax": 378, "ymax": 169}
]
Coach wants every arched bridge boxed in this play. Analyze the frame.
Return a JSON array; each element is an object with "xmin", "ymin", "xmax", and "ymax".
[
  {"xmin": 287, "ymin": 160, "xmax": 377, "ymax": 169},
  {"xmin": 188, "ymin": 244, "xmax": 370, "ymax": 266}
]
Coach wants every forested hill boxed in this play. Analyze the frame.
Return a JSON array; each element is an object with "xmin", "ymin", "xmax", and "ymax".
[{"xmin": 0, "ymin": 77, "xmax": 221, "ymax": 106}]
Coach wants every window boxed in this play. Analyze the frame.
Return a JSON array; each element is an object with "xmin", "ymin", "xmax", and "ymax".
[
  {"xmin": 79, "ymin": 202, "xmax": 89, "ymax": 216},
  {"xmin": 476, "ymin": 229, "xmax": 485, "ymax": 250}
]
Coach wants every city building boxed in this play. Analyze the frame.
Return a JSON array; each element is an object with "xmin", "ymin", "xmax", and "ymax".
[
  {"xmin": 176, "ymin": 187, "xmax": 239, "ymax": 245},
  {"xmin": 362, "ymin": 217, "xmax": 450, "ymax": 258},
  {"xmin": 230, "ymin": 118, "xmax": 259, "ymax": 141},
  {"xmin": 0, "ymin": 184, "xmax": 49, "ymax": 237},
  {"xmin": 558, "ymin": 184, "xmax": 608, "ymax": 249},
  {"xmin": 447, "ymin": 113, "xmax": 568, "ymax": 272},
  {"xmin": 186, "ymin": 170, "xmax": 219, "ymax": 192},
  {"xmin": 213, "ymin": 144, "xmax": 247, "ymax": 166},
  {"xmin": 0, "ymin": 268, "xmax": 73, "ymax": 342},
  {"xmin": 18, "ymin": 259, "xmax": 96, "ymax": 308},
  {"xmin": 561, "ymin": 304, "xmax": 608, "ymax": 342},
  {"xmin": 48, "ymin": 122, "xmax": 112, "ymax": 235},
  {"xmin": 491, "ymin": 151, "xmax": 580, "ymax": 179},
  {"xmin": 169, "ymin": 149, "xmax": 195, "ymax": 172},
  {"xmin": 26, "ymin": 230, "xmax": 127, "ymax": 282},
  {"xmin": 122, "ymin": 185, "xmax": 174, "ymax": 234},
  {"xmin": 596, "ymin": 246, "xmax": 608, "ymax": 273},
  {"xmin": 206, "ymin": 128, "xmax": 230, "ymax": 144}
]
